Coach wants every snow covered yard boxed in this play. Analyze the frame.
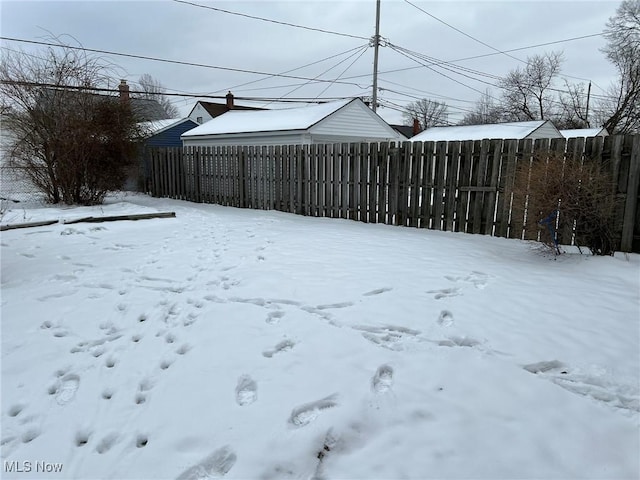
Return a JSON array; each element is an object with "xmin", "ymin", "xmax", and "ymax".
[{"xmin": 1, "ymin": 194, "xmax": 639, "ymax": 480}]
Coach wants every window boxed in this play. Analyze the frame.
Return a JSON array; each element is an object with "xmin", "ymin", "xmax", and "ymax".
[{"xmin": 196, "ymin": 116, "xmax": 203, "ymax": 124}]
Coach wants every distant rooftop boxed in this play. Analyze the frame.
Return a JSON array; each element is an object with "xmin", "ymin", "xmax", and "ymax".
[{"xmin": 412, "ymin": 120, "xmax": 552, "ymax": 142}]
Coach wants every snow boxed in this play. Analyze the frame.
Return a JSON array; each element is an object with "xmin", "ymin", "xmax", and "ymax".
[
  {"xmin": 181, "ymin": 99, "xmax": 353, "ymax": 137},
  {"xmin": 412, "ymin": 120, "xmax": 550, "ymax": 142},
  {"xmin": 560, "ymin": 128, "xmax": 608, "ymax": 138},
  {"xmin": 1, "ymin": 193, "xmax": 639, "ymax": 480}
]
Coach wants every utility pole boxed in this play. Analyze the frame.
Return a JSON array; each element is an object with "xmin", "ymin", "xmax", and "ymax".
[
  {"xmin": 585, "ymin": 81, "xmax": 592, "ymax": 128},
  {"xmin": 371, "ymin": 0, "xmax": 381, "ymax": 112}
]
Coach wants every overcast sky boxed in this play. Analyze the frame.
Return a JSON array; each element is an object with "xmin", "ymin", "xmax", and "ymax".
[{"xmin": 1, "ymin": 0, "xmax": 622, "ymax": 125}]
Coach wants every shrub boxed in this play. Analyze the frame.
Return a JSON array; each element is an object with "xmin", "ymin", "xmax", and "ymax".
[
  {"xmin": 1, "ymin": 42, "xmax": 141, "ymax": 205},
  {"xmin": 513, "ymin": 150, "xmax": 618, "ymax": 255}
]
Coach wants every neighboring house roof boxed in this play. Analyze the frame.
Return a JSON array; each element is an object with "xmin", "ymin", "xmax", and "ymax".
[
  {"xmin": 139, "ymin": 118, "xmax": 195, "ymax": 137},
  {"xmin": 411, "ymin": 120, "xmax": 561, "ymax": 142},
  {"xmin": 182, "ymin": 98, "xmax": 402, "ymax": 141},
  {"xmin": 560, "ymin": 127, "xmax": 609, "ymax": 138},
  {"xmin": 196, "ymin": 101, "xmax": 262, "ymax": 118},
  {"xmin": 391, "ymin": 124, "xmax": 414, "ymax": 139},
  {"xmin": 183, "ymin": 99, "xmax": 354, "ymax": 137}
]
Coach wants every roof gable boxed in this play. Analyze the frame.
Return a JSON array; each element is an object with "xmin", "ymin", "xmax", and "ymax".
[
  {"xmin": 309, "ymin": 99, "xmax": 404, "ymax": 140},
  {"xmin": 186, "ymin": 100, "xmax": 263, "ymax": 120}
]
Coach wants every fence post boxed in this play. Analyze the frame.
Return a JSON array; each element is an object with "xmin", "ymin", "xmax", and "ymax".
[
  {"xmin": 620, "ymin": 135, "xmax": 640, "ymax": 252},
  {"xmin": 238, "ymin": 147, "xmax": 246, "ymax": 208}
]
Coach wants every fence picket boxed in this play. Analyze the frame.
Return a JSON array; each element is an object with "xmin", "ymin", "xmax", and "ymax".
[{"xmin": 443, "ymin": 140, "xmax": 460, "ymax": 232}]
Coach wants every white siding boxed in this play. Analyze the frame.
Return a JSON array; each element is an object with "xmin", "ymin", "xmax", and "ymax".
[
  {"xmin": 525, "ymin": 121, "xmax": 563, "ymax": 140},
  {"xmin": 187, "ymin": 104, "xmax": 214, "ymax": 125},
  {"xmin": 183, "ymin": 132, "xmax": 309, "ymax": 147},
  {"xmin": 310, "ymin": 101, "xmax": 402, "ymax": 141}
]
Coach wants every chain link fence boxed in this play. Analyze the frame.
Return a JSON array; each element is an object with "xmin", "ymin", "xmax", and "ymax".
[{"xmin": 0, "ymin": 165, "xmax": 48, "ymax": 216}]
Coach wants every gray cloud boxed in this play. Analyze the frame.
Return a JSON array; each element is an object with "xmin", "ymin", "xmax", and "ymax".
[{"xmin": 1, "ymin": 0, "xmax": 620, "ymax": 124}]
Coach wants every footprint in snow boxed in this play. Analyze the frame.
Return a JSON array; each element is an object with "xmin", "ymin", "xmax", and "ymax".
[
  {"xmin": 235, "ymin": 375, "xmax": 257, "ymax": 406},
  {"xmin": 371, "ymin": 365, "xmax": 394, "ymax": 394},
  {"xmin": 523, "ymin": 360, "xmax": 640, "ymax": 413},
  {"xmin": 288, "ymin": 394, "xmax": 338, "ymax": 427},
  {"xmin": 362, "ymin": 287, "xmax": 393, "ymax": 297},
  {"xmin": 263, "ymin": 339, "xmax": 295, "ymax": 358},
  {"xmin": 95, "ymin": 433, "xmax": 119, "ymax": 454},
  {"xmin": 266, "ymin": 310, "xmax": 285, "ymax": 325},
  {"xmin": 176, "ymin": 446, "xmax": 237, "ymax": 479},
  {"xmin": 437, "ymin": 310, "xmax": 454, "ymax": 327},
  {"xmin": 48, "ymin": 374, "xmax": 80, "ymax": 405},
  {"xmin": 427, "ymin": 287, "xmax": 461, "ymax": 300}
]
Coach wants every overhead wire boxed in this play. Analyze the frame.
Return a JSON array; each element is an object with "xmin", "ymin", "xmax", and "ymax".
[
  {"xmin": 171, "ymin": 0, "xmax": 369, "ymax": 41},
  {"xmin": 217, "ymin": 44, "xmax": 370, "ymax": 94},
  {"xmin": 314, "ymin": 46, "xmax": 370, "ymax": 100},
  {"xmin": 0, "ymin": 79, "xmax": 359, "ymax": 104},
  {"xmin": 338, "ymin": 32, "xmax": 606, "ymax": 82},
  {"xmin": 402, "ymin": 0, "xmax": 606, "ymax": 85},
  {"xmin": 262, "ymin": 44, "xmax": 370, "ymax": 105},
  {"xmin": 0, "ymin": 37, "xmax": 369, "ymax": 89},
  {"xmin": 403, "ymin": 0, "xmax": 523, "ymax": 64}
]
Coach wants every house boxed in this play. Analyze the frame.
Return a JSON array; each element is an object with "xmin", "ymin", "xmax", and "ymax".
[
  {"xmin": 181, "ymin": 98, "xmax": 405, "ymax": 147},
  {"xmin": 411, "ymin": 120, "xmax": 563, "ymax": 142},
  {"xmin": 187, "ymin": 92, "xmax": 262, "ymax": 125},
  {"xmin": 139, "ymin": 118, "xmax": 199, "ymax": 147},
  {"xmin": 125, "ymin": 117, "xmax": 198, "ymax": 191},
  {"xmin": 391, "ymin": 119, "xmax": 422, "ymax": 139},
  {"xmin": 560, "ymin": 127, "xmax": 609, "ymax": 138}
]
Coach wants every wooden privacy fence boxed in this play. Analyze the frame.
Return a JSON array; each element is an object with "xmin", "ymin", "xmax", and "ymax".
[{"xmin": 149, "ymin": 135, "xmax": 640, "ymax": 253}]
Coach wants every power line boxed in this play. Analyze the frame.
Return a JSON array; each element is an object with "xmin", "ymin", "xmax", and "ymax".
[
  {"xmin": 171, "ymin": 0, "xmax": 369, "ymax": 41},
  {"xmin": 0, "ymin": 37, "xmax": 369, "ymax": 89},
  {"xmin": 339, "ymin": 32, "xmax": 605, "ymax": 82},
  {"xmin": 314, "ymin": 46, "xmax": 370, "ymax": 100},
  {"xmin": 386, "ymin": 43, "xmax": 616, "ymax": 103},
  {"xmin": 0, "ymin": 79, "xmax": 357, "ymax": 103},
  {"xmin": 403, "ymin": 0, "xmax": 523, "ymax": 64},
  {"xmin": 390, "ymin": 44, "xmax": 502, "ymax": 81},
  {"xmin": 216, "ymin": 44, "xmax": 369, "ymax": 94},
  {"xmin": 260, "ymin": 45, "xmax": 370, "ymax": 105},
  {"xmin": 402, "ymin": 0, "xmax": 606, "ymax": 85},
  {"xmin": 387, "ymin": 44, "xmax": 491, "ymax": 97},
  {"xmin": 377, "ymin": 79, "xmax": 479, "ymax": 104}
]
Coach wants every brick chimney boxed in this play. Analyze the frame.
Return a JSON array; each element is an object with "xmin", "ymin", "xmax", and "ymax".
[
  {"xmin": 226, "ymin": 91, "xmax": 234, "ymax": 110},
  {"xmin": 118, "ymin": 79, "xmax": 130, "ymax": 104},
  {"xmin": 412, "ymin": 118, "xmax": 421, "ymax": 136}
]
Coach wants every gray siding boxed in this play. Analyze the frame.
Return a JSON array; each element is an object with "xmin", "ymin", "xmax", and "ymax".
[
  {"xmin": 525, "ymin": 121, "xmax": 563, "ymax": 139},
  {"xmin": 183, "ymin": 132, "xmax": 309, "ymax": 147},
  {"xmin": 310, "ymin": 101, "xmax": 402, "ymax": 140}
]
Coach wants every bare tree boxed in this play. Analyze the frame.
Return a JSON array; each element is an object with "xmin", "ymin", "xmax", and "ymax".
[
  {"xmin": 136, "ymin": 73, "xmax": 179, "ymax": 119},
  {"xmin": 498, "ymin": 52, "xmax": 563, "ymax": 121},
  {"xmin": 459, "ymin": 89, "xmax": 503, "ymax": 125},
  {"xmin": 598, "ymin": 0, "xmax": 640, "ymax": 134},
  {"xmin": 403, "ymin": 98, "xmax": 448, "ymax": 130},
  {"xmin": 0, "ymin": 42, "xmax": 141, "ymax": 205},
  {"xmin": 556, "ymin": 81, "xmax": 590, "ymax": 129}
]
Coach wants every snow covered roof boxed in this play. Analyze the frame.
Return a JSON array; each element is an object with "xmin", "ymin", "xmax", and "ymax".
[
  {"xmin": 182, "ymin": 99, "xmax": 355, "ymax": 137},
  {"xmin": 138, "ymin": 118, "xmax": 194, "ymax": 137},
  {"xmin": 412, "ymin": 120, "xmax": 556, "ymax": 142},
  {"xmin": 560, "ymin": 127, "xmax": 608, "ymax": 138}
]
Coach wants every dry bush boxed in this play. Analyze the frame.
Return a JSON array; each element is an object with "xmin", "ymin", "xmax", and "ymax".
[
  {"xmin": 1, "ymin": 42, "xmax": 141, "ymax": 205},
  {"xmin": 513, "ymin": 151, "xmax": 618, "ymax": 255}
]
